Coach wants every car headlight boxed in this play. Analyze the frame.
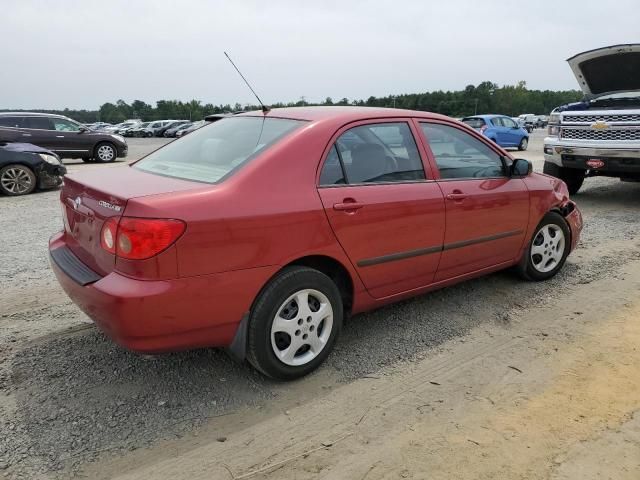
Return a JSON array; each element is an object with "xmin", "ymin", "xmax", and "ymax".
[
  {"xmin": 38, "ymin": 153, "xmax": 62, "ymax": 165},
  {"xmin": 111, "ymin": 134, "xmax": 125, "ymax": 143},
  {"xmin": 549, "ymin": 113, "xmax": 561, "ymax": 124}
]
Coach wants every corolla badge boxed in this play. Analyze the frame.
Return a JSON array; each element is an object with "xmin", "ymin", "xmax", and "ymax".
[
  {"xmin": 98, "ymin": 200, "xmax": 122, "ymax": 212},
  {"xmin": 73, "ymin": 197, "xmax": 82, "ymax": 210},
  {"xmin": 591, "ymin": 121, "xmax": 609, "ymax": 131}
]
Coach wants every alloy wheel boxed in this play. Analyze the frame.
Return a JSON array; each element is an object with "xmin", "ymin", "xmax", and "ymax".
[
  {"xmin": 97, "ymin": 145, "xmax": 115, "ymax": 162},
  {"xmin": 1, "ymin": 167, "xmax": 34, "ymax": 194}
]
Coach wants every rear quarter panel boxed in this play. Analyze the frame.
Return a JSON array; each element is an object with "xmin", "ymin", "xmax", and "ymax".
[{"xmin": 123, "ymin": 120, "xmax": 367, "ymax": 301}]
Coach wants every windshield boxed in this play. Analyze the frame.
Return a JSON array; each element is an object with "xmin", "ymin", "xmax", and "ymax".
[{"xmin": 134, "ymin": 116, "xmax": 304, "ymax": 183}]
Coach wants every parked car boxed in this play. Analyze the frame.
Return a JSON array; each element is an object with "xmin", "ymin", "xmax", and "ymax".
[
  {"xmin": 0, "ymin": 113, "xmax": 128, "ymax": 163},
  {"xmin": 86, "ymin": 122, "xmax": 112, "ymax": 131},
  {"xmin": 164, "ymin": 122, "xmax": 192, "ymax": 138},
  {"xmin": 156, "ymin": 120, "xmax": 190, "ymax": 137},
  {"xmin": 175, "ymin": 120, "xmax": 206, "ymax": 137},
  {"xmin": 123, "ymin": 122, "xmax": 150, "ymax": 137},
  {"xmin": 49, "ymin": 107, "xmax": 582, "ymax": 380},
  {"xmin": 0, "ymin": 142, "xmax": 66, "ymax": 196},
  {"xmin": 103, "ymin": 120, "xmax": 141, "ymax": 135},
  {"xmin": 461, "ymin": 115, "xmax": 529, "ymax": 150},
  {"xmin": 544, "ymin": 44, "xmax": 640, "ymax": 194},
  {"xmin": 518, "ymin": 114, "xmax": 537, "ymax": 132}
]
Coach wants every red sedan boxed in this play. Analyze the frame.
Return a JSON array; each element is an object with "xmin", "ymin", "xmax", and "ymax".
[{"xmin": 49, "ymin": 107, "xmax": 583, "ymax": 379}]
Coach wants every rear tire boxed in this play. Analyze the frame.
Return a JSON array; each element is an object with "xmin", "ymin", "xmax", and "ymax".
[
  {"xmin": 543, "ymin": 162, "xmax": 585, "ymax": 195},
  {"xmin": 0, "ymin": 164, "xmax": 36, "ymax": 196},
  {"xmin": 247, "ymin": 266, "xmax": 343, "ymax": 380},
  {"xmin": 94, "ymin": 142, "xmax": 117, "ymax": 163},
  {"xmin": 518, "ymin": 212, "xmax": 571, "ymax": 281},
  {"xmin": 518, "ymin": 137, "xmax": 528, "ymax": 151}
]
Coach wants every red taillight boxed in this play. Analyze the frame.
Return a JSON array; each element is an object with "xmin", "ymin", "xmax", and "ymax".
[
  {"xmin": 100, "ymin": 218, "xmax": 118, "ymax": 254},
  {"xmin": 100, "ymin": 217, "xmax": 186, "ymax": 260}
]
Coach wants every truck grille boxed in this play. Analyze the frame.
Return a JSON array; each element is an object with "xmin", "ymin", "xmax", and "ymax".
[
  {"xmin": 562, "ymin": 128, "xmax": 640, "ymax": 141},
  {"xmin": 563, "ymin": 113, "xmax": 640, "ymax": 123}
]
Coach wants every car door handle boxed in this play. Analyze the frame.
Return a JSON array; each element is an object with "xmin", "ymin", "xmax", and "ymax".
[
  {"xmin": 21, "ymin": 133, "xmax": 32, "ymax": 137},
  {"xmin": 333, "ymin": 201, "xmax": 365, "ymax": 211},
  {"xmin": 56, "ymin": 135, "xmax": 65, "ymax": 138},
  {"xmin": 446, "ymin": 193, "xmax": 468, "ymax": 201}
]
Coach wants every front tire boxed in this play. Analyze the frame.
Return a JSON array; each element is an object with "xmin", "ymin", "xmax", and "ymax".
[
  {"xmin": 543, "ymin": 162, "xmax": 585, "ymax": 195},
  {"xmin": 0, "ymin": 164, "xmax": 37, "ymax": 196},
  {"xmin": 247, "ymin": 266, "xmax": 343, "ymax": 380},
  {"xmin": 518, "ymin": 212, "xmax": 570, "ymax": 281},
  {"xmin": 94, "ymin": 142, "xmax": 117, "ymax": 163}
]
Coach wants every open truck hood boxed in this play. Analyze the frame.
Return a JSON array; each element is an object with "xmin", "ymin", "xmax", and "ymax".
[{"xmin": 568, "ymin": 44, "xmax": 640, "ymax": 98}]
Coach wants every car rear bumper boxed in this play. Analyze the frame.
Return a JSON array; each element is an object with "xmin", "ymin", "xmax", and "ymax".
[{"xmin": 49, "ymin": 232, "xmax": 277, "ymax": 353}]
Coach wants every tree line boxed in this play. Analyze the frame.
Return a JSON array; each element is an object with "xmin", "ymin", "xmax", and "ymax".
[{"xmin": 4, "ymin": 81, "xmax": 582, "ymax": 124}]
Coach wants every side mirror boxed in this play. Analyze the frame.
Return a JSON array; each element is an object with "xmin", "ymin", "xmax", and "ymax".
[
  {"xmin": 511, "ymin": 158, "xmax": 532, "ymax": 177},
  {"xmin": 78, "ymin": 126, "xmax": 88, "ymax": 133}
]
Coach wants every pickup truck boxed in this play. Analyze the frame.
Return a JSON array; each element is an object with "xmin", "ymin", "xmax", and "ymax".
[{"xmin": 543, "ymin": 44, "xmax": 640, "ymax": 194}]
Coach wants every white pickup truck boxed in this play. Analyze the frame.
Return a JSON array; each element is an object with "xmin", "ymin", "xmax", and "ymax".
[{"xmin": 543, "ymin": 44, "xmax": 640, "ymax": 194}]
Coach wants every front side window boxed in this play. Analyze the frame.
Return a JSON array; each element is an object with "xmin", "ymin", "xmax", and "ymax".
[
  {"xmin": 319, "ymin": 122, "xmax": 425, "ymax": 185},
  {"xmin": 134, "ymin": 117, "xmax": 304, "ymax": 183},
  {"xmin": 490, "ymin": 117, "xmax": 504, "ymax": 127},
  {"xmin": 420, "ymin": 123, "xmax": 506, "ymax": 179},
  {"xmin": 52, "ymin": 118, "xmax": 80, "ymax": 131},
  {"xmin": 501, "ymin": 117, "xmax": 517, "ymax": 129}
]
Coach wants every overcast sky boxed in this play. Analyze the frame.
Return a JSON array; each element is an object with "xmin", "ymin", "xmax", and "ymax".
[{"xmin": 2, "ymin": 0, "xmax": 638, "ymax": 109}]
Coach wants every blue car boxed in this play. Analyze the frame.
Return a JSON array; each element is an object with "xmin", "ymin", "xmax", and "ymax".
[{"xmin": 461, "ymin": 115, "xmax": 529, "ymax": 151}]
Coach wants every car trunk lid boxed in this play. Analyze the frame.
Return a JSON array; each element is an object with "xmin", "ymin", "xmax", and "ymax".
[
  {"xmin": 60, "ymin": 166, "xmax": 206, "ymax": 276},
  {"xmin": 568, "ymin": 44, "xmax": 640, "ymax": 98}
]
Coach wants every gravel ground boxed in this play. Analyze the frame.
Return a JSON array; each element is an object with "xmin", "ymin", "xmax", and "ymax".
[{"xmin": 1, "ymin": 132, "xmax": 639, "ymax": 478}]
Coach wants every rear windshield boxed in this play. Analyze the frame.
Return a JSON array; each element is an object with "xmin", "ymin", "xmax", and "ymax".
[
  {"xmin": 461, "ymin": 118, "xmax": 486, "ymax": 128},
  {"xmin": 134, "ymin": 117, "xmax": 304, "ymax": 183}
]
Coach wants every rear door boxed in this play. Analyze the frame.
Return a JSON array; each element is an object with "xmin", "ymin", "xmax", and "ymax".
[
  {"xmin": 0, "ymin": 116, "xmax": 26, "ymax": 142},
  {"xmin": 317, "ymin": 120, "xmax": 445, "ymax": 299},
  {"xmin": 21, "ymin": 116, "xmax": 56, "ymax": 149},
  {"xmin": 417, "ymin": 121, "xmax": 529, "ymax": 281}
]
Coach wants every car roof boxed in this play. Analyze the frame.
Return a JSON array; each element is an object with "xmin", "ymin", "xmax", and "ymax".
[
  {"xmin": 0, "ymin": 111, "xmax": 67, "ymax": 119},
  {"xmin": 236, "ymin": 106, "xmax": 452, "ymax": 124},
  {"xmin": 462, "ymin": 114, "xmax": 504, "ymax": 120}
]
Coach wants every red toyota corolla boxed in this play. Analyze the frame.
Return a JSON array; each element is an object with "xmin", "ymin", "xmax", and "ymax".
[{"xmin": 50, "ymin": 107, "xmax": 582, "ymax": 379}]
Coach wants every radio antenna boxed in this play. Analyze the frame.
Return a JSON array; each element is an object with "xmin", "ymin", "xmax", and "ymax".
[{"xmin": 224, "ymin": 52, "xmax": 270, "ymax": 113}]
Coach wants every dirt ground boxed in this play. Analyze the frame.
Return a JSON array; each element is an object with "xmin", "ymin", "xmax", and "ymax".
[{"xmin": 1, "ymin": 131, "xmax": 639, "ymax": 479}]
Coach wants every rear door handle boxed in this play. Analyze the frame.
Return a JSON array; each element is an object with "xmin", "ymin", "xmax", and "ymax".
[
  {"xmin": 22, "ymin": 133, "xmax": 32, "ymax": 137},
  {"xmin": 446, "ymin": 193, "xmax": 468, "ymax": 201},
  {"xmin": 333, "ymin": 202, "xmax": 365, "ymax": 211},
  {"xmin": 56, "ymin": 135, "xmax": 65, "ymax": 138}
]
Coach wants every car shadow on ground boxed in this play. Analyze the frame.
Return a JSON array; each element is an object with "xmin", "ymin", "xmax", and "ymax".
[{"xmin": 6, "ymin": 180, "xmax": 640, "ymax": 474}]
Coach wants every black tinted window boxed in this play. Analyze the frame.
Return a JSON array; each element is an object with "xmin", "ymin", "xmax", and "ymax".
[
  {"xmin": 0, "ymin": 117, "xmax": 22, "ymax": 128},
  {"xmin": 420, "ymin": 123, "xmax": 505, "ymax": 179},
  {"xmin": 323, "ymin": 122, "xmax": 425, "ymax": 185},
  {"xmin": 24, "ymin": 117, "xmax": 53, "ymax": 130}
]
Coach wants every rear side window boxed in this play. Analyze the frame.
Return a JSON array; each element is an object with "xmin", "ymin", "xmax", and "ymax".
[
  {"xmin": 461, "ymin": 118, "xmax": 486, "ymax": 129},
  {"xmin": 0, "ymin": 116, "xmax": 22, "ymax": 128},
  {"xmin": 420, "ymin": 123, "xmax": 505, "ymax": 179},
  {"xmin": 134, "ymin": 117, "xmax": 304, "ymax": 183},
  {"xmin": 319, "ymin": 122, "xmax": 425, "ymax": 185},
  {"xmin": 501, "ymin": 117, "xmax": 517, "ymax": 128},
  {"xmin": 490, "ymin": 117, "xmax": 504, "ymax": 127},
  {"xmin": 24, "ymin": 116, "xmax": 53, "ymax": 130}
]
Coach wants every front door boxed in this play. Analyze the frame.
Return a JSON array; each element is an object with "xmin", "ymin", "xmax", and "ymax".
[
  {"xmin": 47, "ymin": 117, "xmax": 92, "ymax": 157},
  {"xmin": 418, "ymin": 121, "xmax": 529, "ymax": 281},
  {"xmin": 317, "ymin": 121, "xmax": 445, "ymax": 299}
]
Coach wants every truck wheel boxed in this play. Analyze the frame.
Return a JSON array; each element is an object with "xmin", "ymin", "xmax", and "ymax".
[{"xmin": 543, "ymin": 162, "xmax": 585, "ymax": 195}]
